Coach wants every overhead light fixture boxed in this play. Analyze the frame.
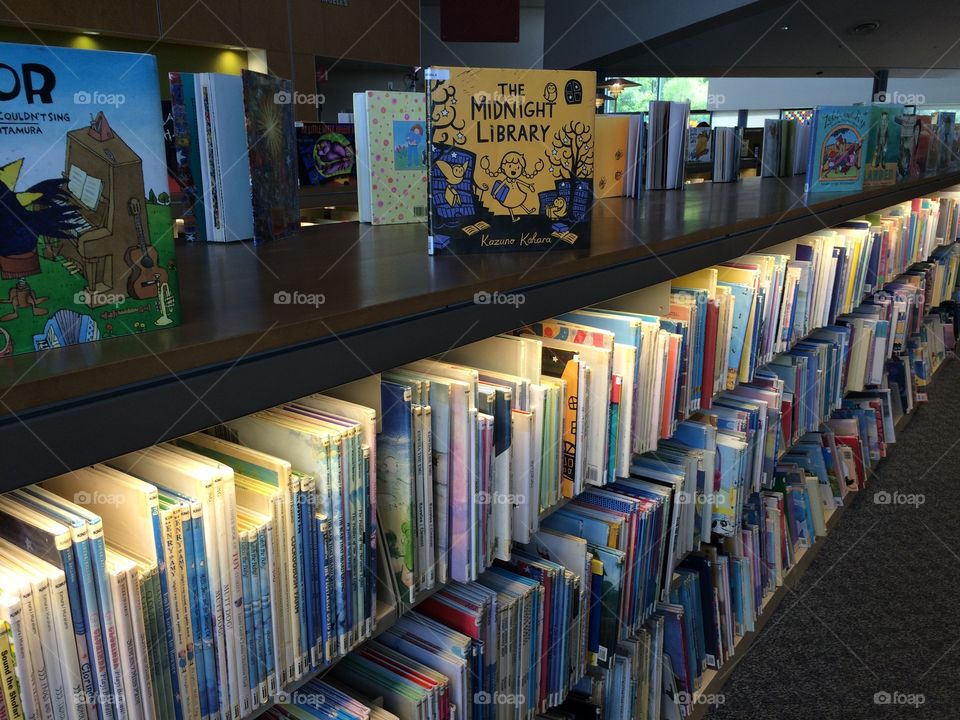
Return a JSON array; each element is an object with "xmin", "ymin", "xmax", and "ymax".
[
  {"xmin": 779, "ymin": 25, "xmax": 790, "ymax": 31},
  {"xmin": 848, "ymin": 20, "xmax": 880, "ymax": 35},
  {"xmin": 598, "ymin": 78, "xmax": 640, "ymax": 111},
  {"xmin": 82, "ymin": 30, "xmax": 100, "ymax": 35}
]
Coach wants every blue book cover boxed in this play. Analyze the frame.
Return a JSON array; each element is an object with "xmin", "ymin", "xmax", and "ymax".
[
  {"xmin": 238, "ymin": 532, "xmax": 258, "ymax": 698},
  {"xmin": 377, "ymin": 380, "xmax": 417, "ymax": 604},
  {"xmin": 189, "ymin": 512, "xmax": 218, "ymax": 716},
  {"xmin": 255, "ymin": 525, "xmax": 276, "ymax": 689},
  {"xmin": 0, "ymin": 42, "xmax": 181, "ymax": 358},
  {"xmin": 717, "ymin": 281, "xmax": 755, "ymax": 388},
  {"xmin": 245, "ymin": 528, "xmax": 265, "ymax": 695},
  {"xmin": 805, "ymin": 105, "xmax": 871, "ymax": 193}
]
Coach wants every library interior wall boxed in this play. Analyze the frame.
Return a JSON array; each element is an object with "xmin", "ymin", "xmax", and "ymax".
[
  {"xmin": 419, "ymin": 5, "xmax": 546, "ymax": 69},
  {"xmin": 318, "ymin": 66, "xmax": 415, "ymax": 122}
]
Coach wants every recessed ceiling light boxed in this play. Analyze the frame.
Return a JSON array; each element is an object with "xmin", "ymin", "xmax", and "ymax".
[
  {"xmin": 82, "ymin": 30, "xmax": 100, "ymax": 35},
  {"xmin": 848, "ymin": 20, "xmax": 880, "ymax": 35},
  {"xmin": 779, "ymin": 25, "xmax": 790, "ymax": 31}
]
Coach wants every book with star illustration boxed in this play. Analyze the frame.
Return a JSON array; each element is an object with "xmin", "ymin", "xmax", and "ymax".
[
  {"xmin": 0, "ymin": 42, "xmax": 180, "ymax": 358},
  {"xmin": 425, "ymin": 66, "xmax": 597, "ymax": 254}
]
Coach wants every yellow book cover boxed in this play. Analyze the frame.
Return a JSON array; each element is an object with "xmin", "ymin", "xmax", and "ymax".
[
  {"xmin": 594, "ymin": 116, "xmax": 630, "ymax": 198},
  {"xmin": 425, "ymin": 66, "xmax": 596, "ymax": 253}
]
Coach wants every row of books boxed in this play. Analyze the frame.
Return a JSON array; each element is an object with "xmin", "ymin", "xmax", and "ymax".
[
  {"xmin": 0, "ymin": 394, "xmax": 380, "ymax": 720},
  {"xmin": 264, "ymin": 190, "xmax": 960, "ymax": 720}
]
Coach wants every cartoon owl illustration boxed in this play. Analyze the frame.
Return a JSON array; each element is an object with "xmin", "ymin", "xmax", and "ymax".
[{"xmin": 435, "ymin": 159, "xmax": 469, "ymax": 207}]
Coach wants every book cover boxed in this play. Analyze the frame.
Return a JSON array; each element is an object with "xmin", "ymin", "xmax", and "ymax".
[
  {"xmin": 360, "ymin": 90, "xmax": 428, "ymax": 225},
  {"xmin": 934, "ymin": 111, "xmax": 957, "ymax": 172},
  {"xmin": 426, "ymin": 66, "xmax": 597, "ymax": 253},
  {"xmin": 805, "ymin": 105, "xmax": 870, "ymax": 193},
  {"xmin": 863, "ymin": 105, "xmax": 902, "ymax": 187},
  {"xmin": 169, "ymin": 72, "xmax": 205, "ymax": 241},
  {"xmin": 595, "ymin": 115, "xmax": 630, "ymax": 198},
  {"xmin": 687, "ymin": 126, "xmax": 712, "ymax": 163},
  {"xmin": 0, "ymin": 43, "xmax": 180, "ymax": 358},
  {"xmin": 241, "ymin": 70, "xmax": 299, "ymax": 242},
  {"xmin": 914, "ymin": 115, "xmax": 933, "ymax": 178},
  {"xmin": 296, "ymin": 122, "xmax": 357, "ymax": 187}
]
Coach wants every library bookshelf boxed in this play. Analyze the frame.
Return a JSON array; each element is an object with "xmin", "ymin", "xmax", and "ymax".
[{"xmin": 3, "ymin": 172, "xmax": 959, "ymax": 489}]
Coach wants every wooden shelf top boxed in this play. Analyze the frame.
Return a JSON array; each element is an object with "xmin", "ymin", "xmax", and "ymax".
[{"xmin": 3, "ymin": 172, "xmax": 958, "ymax": 487}]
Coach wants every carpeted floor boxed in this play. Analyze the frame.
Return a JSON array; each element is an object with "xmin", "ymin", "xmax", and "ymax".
[{"xmin": 704, "ymin": 359, "xmax": 960, "ymax": 720}]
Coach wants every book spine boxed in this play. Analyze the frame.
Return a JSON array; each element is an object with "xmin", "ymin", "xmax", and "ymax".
[
  {"xmin": 363, "ymin": 445, "xmax": 376, "ymax": 637},
  {"xmin": 18, "ymin": 581, "xmax": 54, "ymax": 720},
  {"xmin": 246, "ymin": 528, "xmax": 267, "ymax": 707},
  {"xmin": 0, "ymin": 618, "xmax": 24, "ymax": 720},
  {"xmin": 87, "ymin": 519, "xmax": 126, "ymax": 720},
  {"xmin": 271, "ymin": 488, "xmax": 294, "ymax": 687},
  {"xmin": 55, "ymin": 543, "xmax": 96, "ymax": 720},
  {"xmin": 109, "ymin": 566, "xmax": 144, "ymax": 720},
  {"xmin": 196, "ymin": 482, "xmax": 228, "ymax": 720},
  {"xmin": 47, "ymin": 566, "xmax": 86, "ymax": 720},
  {"xmin": 220, "ymin": 475, "xmax": 250, "ymax": 719},
  {"xmin": 237, "ymin": 530, "xmax": 257, "ymax": 710},
  {"xmin": 179, "ymin": 510, "xmax": 208, "ymax": 720},
  {"xmin": 188, "ymin": 508, "xmax": 217, "ymax": 720},
  {"xmin": 2, "ymin": 601, "xmax": 34, "ymax": 720},
  {"xmin": 35, "ymin": 575, "xmax": 70, "ymax": 720},
  {"xmin": 255, "ymin": 520, "xmax": 276, "ymax": 698},
  {"xmin": 161, "ymin": 506, "xmax": 199, "ymax": 720},
  {"xmin": 149, "ymin": 505, "xmax": 182, "ymax": 720},
  {"xmin": 290, "ymin": 474, "xmax": 310, "ymax": 670},
  {"xmin": 125, "ymin": 570, "xmax": 155, "ymax": 720},
  {"xmin": 71, "ymin": 531, "xmax": 112, "ymax": 720},
  {"xmin": 296, "ymin": 472, "xmax": 316, "ymax": 669},
  {"xmin": 286, "ymin": 473, "xmax": 304, "ymax": 680}
]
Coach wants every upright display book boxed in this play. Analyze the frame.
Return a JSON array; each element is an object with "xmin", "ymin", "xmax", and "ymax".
[
  {"xmin": 0, "ymin": 42, "xmax": 180, "ymax": 357},
  {"xmin": 805, "ymin": 105, "xmax": 871, "ymax": 193},
  {"xmin": 353, "ymin": 91, "xmax": 428, "ymax": 225},
  {"xmin": 425, "ymin": 66, "xmax": 597, "ymax": 253},
  {"xmin": 169, "ymin": 71, "xmax": 299, "ymax": 242},
  {"xmin": 595, "ymin": 115, "xmax": 631, "ymax": 198},
  {"xmin": 863, "ymin": 105, "xmax": 903, "ymax": 187},
  {"xmin": 296, "ymin": 122, "xmax": 357, "ymax": 187}
]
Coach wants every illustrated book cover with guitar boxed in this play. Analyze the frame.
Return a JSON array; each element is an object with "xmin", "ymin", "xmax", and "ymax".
[
  {"xmin": 425, "ymin": 66, "xmax": 596, "ymax": 254},
  {"xmin": 0, "ymin": 42, "xmax": 180, "ymax": 357}
]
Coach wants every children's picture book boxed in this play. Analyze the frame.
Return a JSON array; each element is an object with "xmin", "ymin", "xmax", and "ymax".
[
  {"xmin": 242, "ymin": 70, "xmax": 300, "ymax": 242},
  {"xmin": 915, "ymin": 115, "xmax": 933, "ymax": 178},
  {"xmin": 894, "ymin": 113, "xmax": 921, "ymax": 182},
  {"xmin": 425, "ymin": 66, "xmax": 597, "ymax": 253},
  {"xmin": 863, "ymin": 105, "xmax": 903, "ymax": 187},
  {"xmin": 353, "ymin": 91, "xmax": 428, "ymax": 225},
  {"xmin": 687, "ymin": 126, "xmax": 712, "ymax": 163},
  {"xmin": 595, "ymin": 115, "xmax": 631, "ymax": 198},
  {"xmin": 934, "ymin": 111, "xmax": 958, "ymax": 172},
  {"xmin": 0, "ymin": 42, "xmax": 180, "ymax": 357},
  {"xmin": 296, "ymin": 122, "xmax": 357, "ymax": 187},
  {"xmin": 804, "ymin": 105, "xmax": 871, "ymax": 193}
]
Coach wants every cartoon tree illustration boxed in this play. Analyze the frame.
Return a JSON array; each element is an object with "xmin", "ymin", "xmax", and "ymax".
[
  {"xmin": 429, "ymin": 80, "xmax": 466, "ymax": 147},
  {"xmin": 545, "ymin": 121, "xmax": 593, "ymax": 204}
]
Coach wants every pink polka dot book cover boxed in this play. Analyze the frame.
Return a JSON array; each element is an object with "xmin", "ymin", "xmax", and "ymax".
[
  {"xmin": 355, "ymin": 90, "xmax": 428, "ymax": 226},
  {"xmin": 424, "ymin": 66, "xmax": 597, "ymax": 254}
]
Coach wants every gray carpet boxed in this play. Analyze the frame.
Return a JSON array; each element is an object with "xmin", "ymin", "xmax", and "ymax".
[{"xmin": 704, "ymin": 359, "xmax": 960, "ymax": 720}]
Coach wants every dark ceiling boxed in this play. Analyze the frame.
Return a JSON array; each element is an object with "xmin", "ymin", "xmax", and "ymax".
[{"xmin": 583, "ymin": 0, "xmax": 960, "ymax": 77}]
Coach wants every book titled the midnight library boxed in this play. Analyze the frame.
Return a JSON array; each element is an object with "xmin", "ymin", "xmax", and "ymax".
[
  {"xmin": 425, "ymin": 66, "xmax": 596, "ymax": 254},
  {"xmin": 0, "ymin": 42, "xmax": 180, "ymax": 357}
]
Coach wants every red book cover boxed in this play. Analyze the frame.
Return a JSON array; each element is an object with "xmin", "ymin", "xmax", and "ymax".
[
  {"xmin": 418, "ymin": 595, "xmax": 483, "ymax": 639},
  {"xmin": 834, "ymin": 435, "xmax": 866, "ymax": 489},
  {"xmin": 701, "ymin": 300, "xmax": 719, "ymax": 408}
]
